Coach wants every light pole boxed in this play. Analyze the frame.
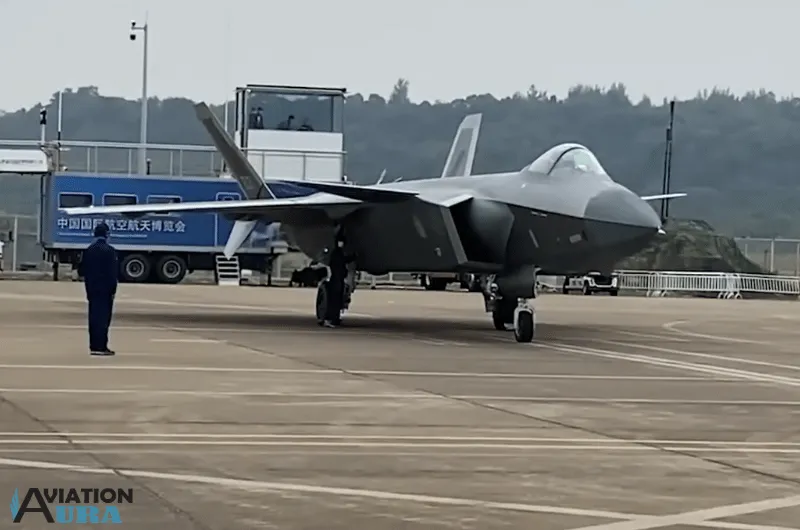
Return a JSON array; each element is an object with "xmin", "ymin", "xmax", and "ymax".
[{"xmin": 130, "ymin": 17, "xmax": 149, "ymax": 175}]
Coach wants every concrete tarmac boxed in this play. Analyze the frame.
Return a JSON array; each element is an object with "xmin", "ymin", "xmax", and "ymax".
[{"xmin": 0, "ymin": 281, "xmax": 798, "ymax": 529}]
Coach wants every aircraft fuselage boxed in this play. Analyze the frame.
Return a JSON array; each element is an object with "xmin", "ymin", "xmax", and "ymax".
[{"xmin": 285, "ymin": 166, "xmax": 662, "ymax": 279}]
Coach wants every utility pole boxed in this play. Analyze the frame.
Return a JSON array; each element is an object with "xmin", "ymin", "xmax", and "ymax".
[
  {"xmin": 660, "ymin": 100, "xmax": 676, "ymax": 223},
  {"xmin": 57, "ymin": 90, "xmax": 63, "ymax": 143},
  {"xmin": 130, "ymin": 16, "xmax": 149, "ymax": 175},
  {"xmin": 11, "ymin": 217, "xmax": 18, "ymax": 273}
]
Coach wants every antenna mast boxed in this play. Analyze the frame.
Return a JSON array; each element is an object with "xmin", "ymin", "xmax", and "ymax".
[{"xmin": 660, "ymin": 99, "xmax": 676, "ymax": 223}]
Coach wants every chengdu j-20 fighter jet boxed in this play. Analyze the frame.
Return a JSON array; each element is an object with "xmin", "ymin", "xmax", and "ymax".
[{"xmin": 62, "ymin": 103, "xmax": 685, "ymax": 343}]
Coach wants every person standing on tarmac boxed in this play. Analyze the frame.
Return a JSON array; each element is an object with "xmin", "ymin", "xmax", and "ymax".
[
  {"xmin": 323, "ymin": 235, "xmax": 351, "ymax": 328},
  {"xmin": 78, "ymin": 222, "xmax": 118, "ymax": 356}
]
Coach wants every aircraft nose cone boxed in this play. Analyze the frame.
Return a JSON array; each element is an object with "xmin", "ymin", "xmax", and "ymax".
[{"xmin": 583, "ymin": 186, "xmax": 662, "ymax": 247}]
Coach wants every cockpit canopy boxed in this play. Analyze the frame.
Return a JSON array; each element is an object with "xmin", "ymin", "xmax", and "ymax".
[{"xmin": 525, "ymin": 143, "xmax": 609, "ymax": 177}]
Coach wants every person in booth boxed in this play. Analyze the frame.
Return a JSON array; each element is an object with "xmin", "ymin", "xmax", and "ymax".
[
  {"xmin": 248, "ymin": 107, "xmax": 258, "ymax": 129},
  {"xmin": 276, "ymin": 114, "xmax": 295, "ymax": 130},
  {"xmin": 77, "ymin": 222, "xmax": 118, "ymax": 356}
]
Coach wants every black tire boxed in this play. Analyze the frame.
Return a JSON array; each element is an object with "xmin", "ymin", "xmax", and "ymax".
[
  {"xmin": 426, "ymin": 277, "xmax": 448, "ymax": 291},
  {"xmin": 609, "ymin": 289, "xmax": 619, "ymax": 296},
  {"xmin": 514, "ymin": 309, "xmax": 534, "ymax": 342},
  {"xmin": 492, "ymin": 310, "xmax": 506, "ymax": 331},
  {"xmin": 582, "ymin": 282, "xmax": 592, "ymax": 295},
  {"xmin": 315, "ymin": 281, "xmax": 342, "ymax": 325},
  {"xmin": 492, "ymin": 299, "xmax": 515, "ymax": 331},
  {"xmin": 468, "ymin": 277, "xmax": 482, "ymax": 293},
  {"xmin": 119, "ymin": 254, "xmax": 151, "ymax": 283},
  {"xmin": 155, "ymin": 255, "xmax": 187, "ymax": 284},
  {"xmin": 315, "ymin": 281, "xmax": 328, "ymax": 324}
]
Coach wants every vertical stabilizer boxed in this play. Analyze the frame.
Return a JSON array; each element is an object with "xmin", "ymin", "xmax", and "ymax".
[
  {"xmin": 194, "ymin": 103, "xmax": 275, "ymax": 200},
  {"xmin": 194, "ymin": 102, "xmax": 274, "ymax": 257},
  {"xmin": 440, "ymin": 113, "xmax": 482, "ymax": 178}
]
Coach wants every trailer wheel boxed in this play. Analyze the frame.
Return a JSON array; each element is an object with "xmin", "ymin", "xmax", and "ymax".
[
  {"xmin": 120, "ymin": 254, "xmax": 151, "ymax": 283},
  {"xmin": 155, "ymin": 255, "xmax": 187, "ymax": 284}
]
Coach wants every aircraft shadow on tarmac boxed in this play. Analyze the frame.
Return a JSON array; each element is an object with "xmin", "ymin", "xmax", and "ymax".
[{"xmin": 116, "ymin": 309, "xmax": 596, "ymax": 346}]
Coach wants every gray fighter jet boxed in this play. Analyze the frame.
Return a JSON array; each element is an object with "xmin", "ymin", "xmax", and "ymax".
[{"xmin": 62, "ymin": 103, "xmax": 685, "ymax": 343}]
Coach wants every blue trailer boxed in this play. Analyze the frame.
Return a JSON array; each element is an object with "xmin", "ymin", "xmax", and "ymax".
[{"xmin": 40, "ymin": 172, "xmax": 313, "ymax": 283}]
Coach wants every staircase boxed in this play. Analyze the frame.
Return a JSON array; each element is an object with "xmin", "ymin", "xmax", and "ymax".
[{"xmin": 214, "ymin": 255, "xmax": 241, "ymax": 286}]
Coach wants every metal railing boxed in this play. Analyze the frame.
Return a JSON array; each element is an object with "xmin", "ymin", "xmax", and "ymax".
[
  {"xmin": 0, "ymin": 139, "xmax": 345, "ymax": 179},
  {"xmin": 614, "ymin": 270, "xmax": 800, "ymax": 298}
]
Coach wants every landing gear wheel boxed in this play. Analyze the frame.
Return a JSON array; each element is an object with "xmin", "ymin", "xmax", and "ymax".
[
  {"xmin": 315, "ymin": 280, "xmax": 341, "ymax": 326},
  {"xmin": 468, "ymin": 276, "xmax": 482, "ymax": 293},
  {"xmin": 491, "ymin": 300, "xmax": 515, "ymax": 331},
  {"xmin": 315, "ymin": 281, "xmax": 328, "ymax": 324},
  {"xmin": 513, "ymin": 306, "xmax": 535, "ymax": 343},
  {"xmin": 425, "ymin": 277, "xmax": 448, "ymax": 291}
]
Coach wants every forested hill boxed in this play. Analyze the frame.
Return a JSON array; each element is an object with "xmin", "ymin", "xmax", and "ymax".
[{"xmin": 2, "ymin": 81, "xmax": 800, "ymax": 237}]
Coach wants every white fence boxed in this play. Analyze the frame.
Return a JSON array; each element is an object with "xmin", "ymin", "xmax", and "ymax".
[
  {"xmin": 612, "ymin": 270, "xmax": 799, "ymax": 298},
  {"xmin": 539, "ymin": 271, "xmax": 799, "ymax": 298}
]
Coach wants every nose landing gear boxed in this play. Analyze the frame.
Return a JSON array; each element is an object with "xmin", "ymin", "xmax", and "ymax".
[
  {"xmin": 513, "ymin": 300, "xmax": 535, "ymax": 343},
  {"xmin": 482, "ymin": 274, "xmax": 536, "ymax": 343}
]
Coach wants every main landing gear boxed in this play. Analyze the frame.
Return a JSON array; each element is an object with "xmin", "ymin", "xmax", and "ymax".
[
  {"xmin": 483, "ymin": 275, "xmax": 536, "ymax": 343},
  {"xmin": 315, "ymin": 280, "xmax": 339, "ymax": 326},
  {"xmin": 315, "ymin": 260, "xmax": 356, "ymax": 327},
  {"xmin": 315, "ymin": 277, "xmax": 355, "ymax": 326}
]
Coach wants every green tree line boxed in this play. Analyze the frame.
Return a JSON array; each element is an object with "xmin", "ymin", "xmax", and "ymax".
[{"xmin": 2, "ymin": 80, "xmax": 800, "ymax": 237}]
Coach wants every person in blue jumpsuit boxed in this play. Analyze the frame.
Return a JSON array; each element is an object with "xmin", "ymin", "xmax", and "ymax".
[{"xmin": 78, "ymin": 222, "xmax": 118, "ymax": 356}]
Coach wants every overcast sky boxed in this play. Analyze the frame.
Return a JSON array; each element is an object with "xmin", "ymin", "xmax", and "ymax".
[{"xmin": 0, "ymin": 0, "xmax": 797, "ymax": 111}]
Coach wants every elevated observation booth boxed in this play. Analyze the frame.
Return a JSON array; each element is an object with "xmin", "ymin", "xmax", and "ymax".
[{"xmin": 234, "ymin": 84, "xmax": 346, "ymax": 182}]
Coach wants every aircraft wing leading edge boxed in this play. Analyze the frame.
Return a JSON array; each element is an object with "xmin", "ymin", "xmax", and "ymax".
[{"xmin": 60, "ymin": 194, "xmax": 362, "ymax": 218}]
